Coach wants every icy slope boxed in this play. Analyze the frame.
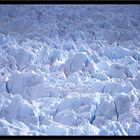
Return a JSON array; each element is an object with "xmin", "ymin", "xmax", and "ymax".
[{"xmin": 0, "ymin": 5, "xmax": 140, "ymax": 135}]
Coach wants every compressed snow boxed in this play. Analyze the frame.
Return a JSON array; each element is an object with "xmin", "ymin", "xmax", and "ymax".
[{"xmin": 0, "ymin": 4, "xmax": 140, "ymax": 135}]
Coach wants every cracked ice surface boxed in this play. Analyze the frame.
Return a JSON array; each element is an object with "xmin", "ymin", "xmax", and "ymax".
[{"xmin": 0, "ymin": 5, "xmax": 140, "ymax": 135}]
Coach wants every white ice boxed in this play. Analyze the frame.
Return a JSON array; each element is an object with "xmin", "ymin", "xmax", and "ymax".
[{"xmin": 0, "ymin": 5, "xmax": 140, "ymax": 135}]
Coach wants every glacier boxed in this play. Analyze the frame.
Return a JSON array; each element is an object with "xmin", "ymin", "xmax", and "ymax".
[{"xmin": 0, "ymin": 4, "xmax": 140, "ymax": 135}]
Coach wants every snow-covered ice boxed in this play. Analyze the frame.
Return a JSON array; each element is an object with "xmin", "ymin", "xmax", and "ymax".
[{"xmin": 0, "ymin": 4, "xmax": 140, "ymax": 135}]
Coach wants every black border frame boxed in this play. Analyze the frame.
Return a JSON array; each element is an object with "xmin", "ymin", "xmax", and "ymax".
[
  {"xmin": 0, "ymin": 0, "xmax": 140, "ymax": 139},
  {"xmin": 0, "ymin": 0, "xmax": 140, "ymax": 4}
]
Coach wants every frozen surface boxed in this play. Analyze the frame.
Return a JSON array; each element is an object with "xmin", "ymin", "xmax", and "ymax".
[{"xmin": 0, "ymin": 5, "xmax": 140, "ymax": 135}]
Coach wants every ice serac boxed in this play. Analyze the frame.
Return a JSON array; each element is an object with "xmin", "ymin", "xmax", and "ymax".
[
  {"xmin": 63, "ymin": 52, "xmax": 96, "ymax": 76},
  {"xmin": 6, "ymin": 70, "xmax": 44, "ymax": 96},
  {"xmin": 114, "ymin": 93, "xmax": 132, "ymax": 115},
  {"xmin": 107, "ymin": 63, "xmax": 133, "ymax": 79},
  {"xmin": 21, "ymin": 82, "xmax": 62, "ymax": 100},
  {"xmin": 14, "ymin": 47, "xmax": 33, "ymax": 71},
  {"xmin": 96, "ymin": 94, "xmax": 116, "ymax": 120},
  {"xmin": 64, "ymin": 52, "xmax": 87, "ymax": 76},
  {"xmin": 103, "ymin": 80, "xmax": 133, "ymax": 96},
  {"xmin": 4, "ymin": 94, "xmax": 39, "ymax": 125},
  {"xmin": 103, "ymin": 45, "xmax": 134, "ymax": 59},
  {"xmin": 0, "ymin": 118, "xmax": 30, "ymax": 135},
  {"xmin": 48, "ymin": 49, "xmax": 62, "ymax": 64}
]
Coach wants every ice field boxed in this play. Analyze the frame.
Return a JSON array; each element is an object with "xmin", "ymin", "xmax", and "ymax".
[{"xmin": 0, "ymin": 5, "xmax": 140, "ymax": 135}]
